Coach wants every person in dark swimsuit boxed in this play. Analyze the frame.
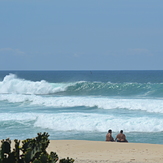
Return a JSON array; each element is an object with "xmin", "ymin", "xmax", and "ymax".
[{"xmin": 115, "ymin": 130, "xmax": 128, "ymax": 142}]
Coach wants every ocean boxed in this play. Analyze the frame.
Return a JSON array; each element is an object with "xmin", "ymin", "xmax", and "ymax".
[{"xmin": 0, "ymin": 70, "xmax": 163, "ymax": 144}]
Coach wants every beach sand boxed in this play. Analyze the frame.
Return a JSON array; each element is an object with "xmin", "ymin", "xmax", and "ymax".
[
  {"xmin": 47, "ymin": 140, "xmax": 163, "ymax": 163},
  {"xmin": 1, "ymin": 140, "xmax": 163, "ymax": 163}
]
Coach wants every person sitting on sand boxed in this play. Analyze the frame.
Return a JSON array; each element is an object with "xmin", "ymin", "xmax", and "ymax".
[
  {"xmin": 115, "ymin": 130, "xmax": 128, "ymax": 142},
  {"xmin": 106, "ymin": 129, "xmax": 115, "ymax": 142}
]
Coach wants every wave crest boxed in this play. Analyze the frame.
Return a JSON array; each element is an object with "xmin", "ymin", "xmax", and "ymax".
[
  {"xmin": 1, "ymin": 74, "xmax": 163, "ymax": 97},
  {"xmin": 0, "ymin": 74, "xmax": 67, "ymax": 95}
]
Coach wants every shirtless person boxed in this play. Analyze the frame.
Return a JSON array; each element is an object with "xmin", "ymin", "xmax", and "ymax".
[
  {"xmin": 115, "ymin": 130, "xmax": 128, "ymax": 142},
  {"xmin": 106, "ymin": 129, "xmax": 114, "ymax": 142}
]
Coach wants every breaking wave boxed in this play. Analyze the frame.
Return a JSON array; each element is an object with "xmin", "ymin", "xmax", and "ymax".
[{"xmin": 0, "ymin": 74, "xmax": 163, "ymax": 97}]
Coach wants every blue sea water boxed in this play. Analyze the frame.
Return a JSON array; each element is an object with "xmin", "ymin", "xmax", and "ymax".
[{"xmin": 0, "ymin": 70, "xmax": 163, "ymax": 144}]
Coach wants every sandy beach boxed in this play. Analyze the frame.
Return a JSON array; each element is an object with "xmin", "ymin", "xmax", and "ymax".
[
  {"xmin": 1, "ymin": 140, "xmax": 163, "ymax": 163},
  {"xmin": 47, "ymin": 140, "xmax": 163, "ymax": 163}
]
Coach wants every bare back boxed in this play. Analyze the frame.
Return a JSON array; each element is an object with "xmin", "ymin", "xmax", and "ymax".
[
  {"xmin": 116, "ymin": 133, "xmax": 127, "ymax": 142},
  {"xmin": 106, "ymin": 133, "xmax": 114, "ymax": 142}
]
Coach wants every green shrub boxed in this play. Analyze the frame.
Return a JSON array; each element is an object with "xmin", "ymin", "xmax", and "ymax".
[{"xmin": 0, "ymin": 132, "xmax": 74, "ymax": 163}]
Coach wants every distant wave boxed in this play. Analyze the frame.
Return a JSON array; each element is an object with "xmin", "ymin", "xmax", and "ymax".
[
  {"xmin": 63, "ymin": 81, "xmax": 163, "ymax": 97},
  {"xmin": 1, "ymin": 74, "xmax": 163, "ymax": 97}
]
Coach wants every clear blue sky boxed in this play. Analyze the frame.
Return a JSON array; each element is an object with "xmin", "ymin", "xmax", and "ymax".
[{"xmin": 0, "ymin": 0, "xmax": 163, "ymax": 70}]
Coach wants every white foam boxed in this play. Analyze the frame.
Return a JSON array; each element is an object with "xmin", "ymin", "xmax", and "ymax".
[
  {"xmin": 0, "ymin": 113, "xmax": 37, "ymax": 121},
  {"xmin": 1, "ymin": 94, "xmax": 163, "ymax": 113},
  {"xmin": 33, "ymin": 112, "xmax": 163, "ymax": 132},
  {"xmin": 1, "ymin": 101, "xmax": 163, "ymax": 133},
  {"xmin": 0, "ymin": 74, "xmax": 68, "ymax": 95}
]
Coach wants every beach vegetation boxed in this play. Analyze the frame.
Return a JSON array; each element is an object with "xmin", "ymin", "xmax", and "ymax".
[{"xmin": 0, "ymin": 132, "xmax": 74, "ymax": 163}]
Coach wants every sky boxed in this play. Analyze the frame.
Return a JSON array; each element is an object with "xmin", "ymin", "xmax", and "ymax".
[{"xmin": 0, "ymin": 0, "xmax": 163, "ymax": 70}]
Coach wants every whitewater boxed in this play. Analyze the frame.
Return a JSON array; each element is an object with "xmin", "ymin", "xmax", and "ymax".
[{"xmin": 0, "ymin": 70, "xmax": 163, "ymax": 144}]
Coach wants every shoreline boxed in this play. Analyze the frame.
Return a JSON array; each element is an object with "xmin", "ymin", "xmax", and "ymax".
[{"xmin": 1, "ymin": 140, "xmax": 163, "ymax": 163}]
